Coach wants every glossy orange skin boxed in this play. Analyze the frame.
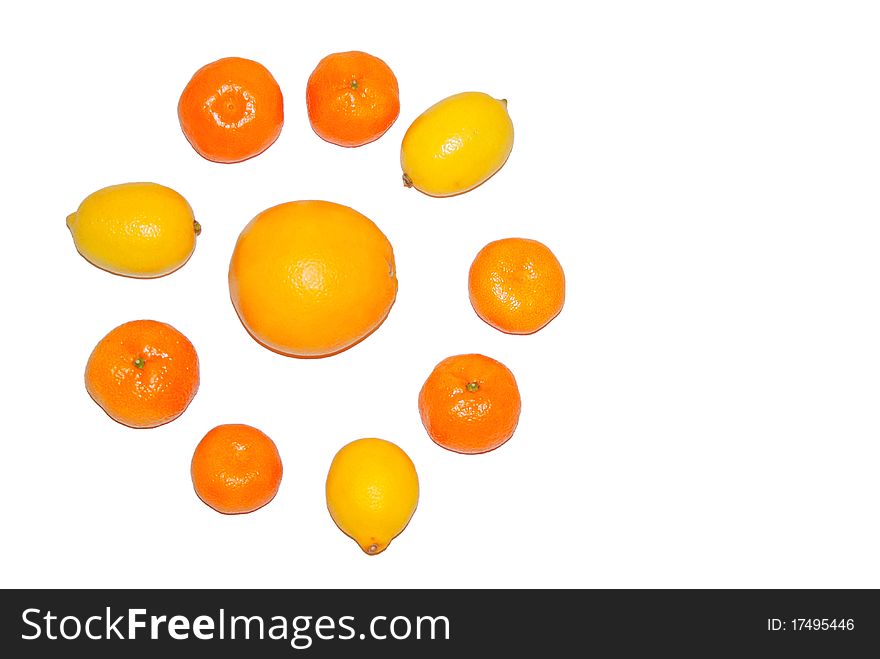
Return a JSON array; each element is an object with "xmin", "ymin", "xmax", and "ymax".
[
  {"xmin": 191, "ymin": 424, "xmax": 283, "ymax": 514},
  {"xmin": 306, "ymin": 51, "xmax": 400, "ymax": 147},
  {"xmin": 85, "ymin": 320, "xmax": 199, "ymax": 429},
  {"xmin": 228, "ymin": 200, "xmax": 398, "ymax": 358},
  {"xmin": 418, "ymin": 354, "xmax": 521, "ymax": 454},
  {"xmin": 469, "ymin": 238, "xmax": 565, "ymax": 334},
  {"xmin": 178, "ymin": 57, "xmax": 284, "ymax": 163}
]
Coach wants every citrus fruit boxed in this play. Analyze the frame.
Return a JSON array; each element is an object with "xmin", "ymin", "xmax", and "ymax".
[
  {"xmin": 418, "ymin": 354, "xmax": 521, "ymax": 454},
  {"xmin": 85, "ymin": 320, "xmax": 199, "ymax": 428},
  {"xmin": 191, "ymin": 424, "xmax": 283, "ymax": 515},
  {"xmin": 178, "ymin": 57, "xmax": 284, "ymax": 163},
  {"xmin": 228, "ymin": 200, "xmax": 397, "ymax": 358},
  {"xmin": 401, "ymin": 91, "xmax": 514, "ymax": 196},
  {"xmin": 306, "ymin": 50, "xmax": 400, "ymax": 147},
  {"xmin": 469, "ymin": 237, "xmax": 566, "ymax": 334},
  {"xmin": 326, "ymin": 438, "xmax": 419, "ymax": 555},
  {"xmin": 66, "ymin": 182, "xmax": 199, "ymax": 278}
]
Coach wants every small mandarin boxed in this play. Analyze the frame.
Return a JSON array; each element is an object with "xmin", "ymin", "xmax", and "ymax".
[
  {"xmin": 306, "ymin": 51, "xmax": 400, "ymax": 147},
  {"xmin": 418, "ymin": 354, "xmax": 521, "ymax": 454},
  {"xmin": 191, "ymin": 424, "xmax": 283, "ymax": 515},
  {"xmin": 178, "ymin": 57, "xmax": 284, "ymax": 163},
  {"xmin": 85, "ymin": 320, "xmax": 199, "ymax": 428},
  {"xmin": 469, "ymin": 237, "xmax": 565, "ymax": 334}
]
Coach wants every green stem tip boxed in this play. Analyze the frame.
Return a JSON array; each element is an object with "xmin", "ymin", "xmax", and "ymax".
[
  {"xmin": 193, "ymin": 220, "xmax": 201, "ymax": 236},
  {"xmin": 133, "ymin": 358, "xmax": 145, "ymax": 369},
  {"xmin": 350, "ymin": 79, "xmax": 359, "ymax": 90},
  {"xmin": 466, "ymin": 381, "xmax": 480, "ymax": 392}
]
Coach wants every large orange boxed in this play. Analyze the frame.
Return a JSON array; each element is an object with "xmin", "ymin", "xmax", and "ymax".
[
  {"xmin": 191, "ymin": 424, "xmax": 283, "ymax": 514},
  {"xmin": 306, "ymin": 51, "xmax": 400, "ymax": 147},
  {"xmin": 228, "ymin": 200, "xmax": 397, "ymax": 357},
  {"xmin": 418, "ymin": 354, "xmax": 521, "ymax": 454},
  {"xmin": 178, "ymin": 57, "xmax": 284, "ymax": 163},
  {"xmin": 468, "ymin": 237, "xmax": 565, "ymax": 334},
  {"xmin": 85, "ymin": 320, "xmax": 199, "ymax": 428}
]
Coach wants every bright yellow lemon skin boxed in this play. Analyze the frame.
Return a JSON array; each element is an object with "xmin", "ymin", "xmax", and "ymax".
[
  {"xmin": 326, "ymin": 438, "xmax": 419, "ymax": 555},
  {"xmin": 67, "ymin": 182, "xmax": 199, "ymax": 278},
  {"xmin": 400, "ymin": 91, "xmax": 514, "ymax": 197}
]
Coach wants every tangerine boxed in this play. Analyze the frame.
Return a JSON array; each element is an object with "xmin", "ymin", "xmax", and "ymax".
[
  {"xmin": 469, "ymin": 237, "xmax": 565, "ymax": 334},
  {"xmin": 306, "ymin": 51, "xmax": 400, "ymax": 147},
  {"xmin": 191, "ymin": 424, "xmax": 283, "ymax": 514},
  {"xmin": 85, "ymin": 320, "xmax": 199, "ymax": 428},
  {"xmin": 418, "ymin": 354, "xmax": 521, "ymax": 454},
  {"xmin": 178, "ymin": 57, "xmax": 283, "ymax": 163}
]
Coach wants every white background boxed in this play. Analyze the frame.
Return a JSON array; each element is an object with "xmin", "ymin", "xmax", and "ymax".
[{"xmin": 2, "ymin": 1, "xmax": 878, "ymax": 589}]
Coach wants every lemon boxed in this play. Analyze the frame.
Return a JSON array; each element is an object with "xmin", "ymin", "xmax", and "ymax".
[
  {"xmin": 400, "ymin": 91, "xmax": 514, "ymax": 197},
  {"xmin": 67, "ymin": 182, "xmax": 200, "ymax": 278},
  {"xmin": 326, "ymin": 438, "xmax": 419, "ymax": 555}
]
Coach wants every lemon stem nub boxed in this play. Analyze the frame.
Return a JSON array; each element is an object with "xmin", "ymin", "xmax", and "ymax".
[
  {"xmin": 133, "ymin": 358, "xmax": 145, "ymax": 369},
  {"xmin": 402, "ymin": 173, "xmax": 413, "ymax": 188},
  {"xmin": 350, "ymin": 79, "xmax": 358, "ymax": 89},
  {"xmin": 367, "ymin": 544, "xmax": 379, "ymax": 554},
  {"xmin": 193, "ymin": 220, "xmax": 201, "ymax": 236},
  {"xmin": 467, "ymin": 381, "xmax": 480, "ymax": 392}
]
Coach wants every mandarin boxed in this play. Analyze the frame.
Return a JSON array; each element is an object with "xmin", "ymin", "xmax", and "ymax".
[
  {"xmin": 468, "ymin": 237, "xmax": 565, "ymax": 334},
  {"xmin": 306, "ymin": 51, "xmax": 400, "ymax": 147},
  {"xmin": 418, "ymin": 354, "xmax": 521, "ymax": 454},
  {"xmin": 191, "ymin": 424, "xmax": 283, "ymax": 514},
  {"xmin": 85, "ymin": 320, "xmax": 199, "ymax": 428},
  {"xmin": 178, "ymin": 57, "xmax": 283, "ymax": 163}
]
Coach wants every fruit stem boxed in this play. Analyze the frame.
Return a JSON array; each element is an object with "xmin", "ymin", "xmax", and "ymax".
[
  {"xmin": 367, "ymin": 544, "xmax": 379, "ymax": 554},
  {"xmin": 466, "ymin": 381, "xmax": 480, "ymax": 392},
  {"xmin": 193, "ymin": 220, "xmax": 202, "ymax": 236},
  {"xmin": 402, "ymin": 173, "xmax": 413, "ymax": 188},
  {"xmin": 350, "ymin": 79, "xmax": 358, "ymax": 90},
  {"xmin": 133, "ymin": 358, "xmax": 145, "ymax": 369}
]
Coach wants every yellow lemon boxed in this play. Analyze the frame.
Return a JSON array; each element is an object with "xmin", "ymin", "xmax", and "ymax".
[
  {"xmin": 326, "ymin": 438, "xmax": 419, "ymax": 555},
  {"xmin": 67, "ymin": 182, "xmax": 200, "ymax": 278},
  {"xmin": 400, "ymin": 91, "xmax": 514, "ymax": 197}
]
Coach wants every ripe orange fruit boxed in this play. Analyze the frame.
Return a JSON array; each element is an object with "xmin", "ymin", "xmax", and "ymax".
[
  {"xmin": 178, "ymin": 57, "xmax": 284, "ymax": 163},
  {"xmin": 191, "ymin": 424, "xmax": 283, "ymax": 514},
  {"xmin": 306, "ymin": 51, "xmax": 400, "ymax": 147},
  {"xmin": 418, "ymin": 354, "xmax": 521, "ymax": 454},
  {"xmin": 468, "ymin": 237, "xmax": 565, "ymax": 334},
  {"xmin": 85, "ymin": 320, "xmax": 199, "ymax": 428},
  {"xmin": 229, "ymin": 200, "xmax": 398, "ymax": 358}
]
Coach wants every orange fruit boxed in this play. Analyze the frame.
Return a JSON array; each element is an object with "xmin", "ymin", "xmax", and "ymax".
[
  {"xmin": 306, "ymin": 51, "xmax": 400, "ymax": 147},
  {"xmin": 178, "ymin": 57, "xmax": 284, "ymax": 163},
  {"xmin": 85, "ymin": 320, "xmax": 199, "ymax": 428},
  {"xmin": 228, "ymin": 200, "xmax": 398, "ymax": 358},
  {"xmin": 191, "ymin": 424, "xmax": 283, "ymax": 514},
  {"xmin": 468, "ymin": 237, "xmax": 565, "ymax": 334},
  {"xmin": 418, "ymin": 354, "xmax": 521, "ymax": 454}
]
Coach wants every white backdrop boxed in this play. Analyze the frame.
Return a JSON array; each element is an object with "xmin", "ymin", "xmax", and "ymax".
[{"xmin": 2, "ymin": 1, "xmax": 878, "ymax": 588}]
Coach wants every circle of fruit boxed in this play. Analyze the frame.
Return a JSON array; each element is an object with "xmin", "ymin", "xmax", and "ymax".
[
  {"xmin": 85, "ymin": 320, "xmax": 200, "ymax": 429},
  {"xmin": 418, "ymin": 353, "xmax": 521, "ymax": 454},
  {"xmin": 178, "ymin": 57, "xmax": 284, "ymax": 163},
  {"xmin": 306, "ymin": 50, "xmax": 400, "ymax": 147},
  {"xmin": 191, "ymin": 424, "xmax": 283, "ymax": 515},
  {"xmin": 228, "ymin": 200, "xmax": 398, "ymax": 358},
  {"xmin": 469, "ymin": 237, "xmax": 566, "ymax": 334},
  {"xmin": 326, "ymin": 438, "xmax": 419, "ymax": 555}
]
